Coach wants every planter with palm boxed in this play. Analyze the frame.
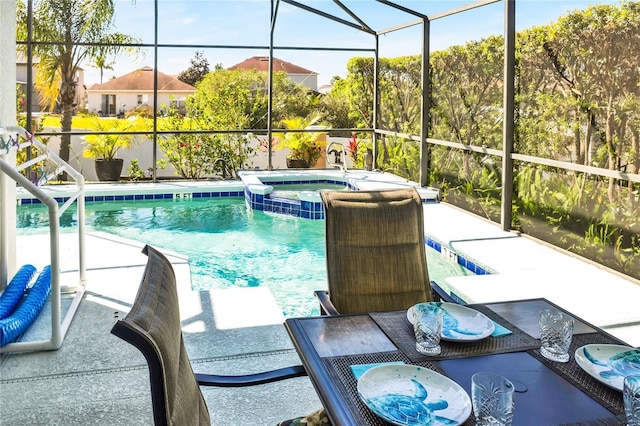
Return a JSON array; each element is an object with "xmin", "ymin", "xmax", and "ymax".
[
  {"xmin": 274, "ymin": 114, "xmax": 327, "ymax": 168},
  {"xmin": 82, "ymin": 117, "xmax": 146, "ymax": 181}
]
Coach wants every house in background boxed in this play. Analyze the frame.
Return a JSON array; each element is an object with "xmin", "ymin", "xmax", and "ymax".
[
  {"xmin": 228, "ymin": 56, "xmax": 319, "ymax": 93},
  {"xmin": 318, "ymin": 84, "xmax": 333, "ymax": 94},
  {"xmin": 86, "ymin": 66, "xmax": 195, "ymax": 116},
  {"xmin": 16, "ymin": 53, "xmax": 86, "ymax": 113}
]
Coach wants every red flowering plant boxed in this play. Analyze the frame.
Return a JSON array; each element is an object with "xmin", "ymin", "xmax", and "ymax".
[
  {"xmin": 258, "ymin": 136, "xmax": 278, "ymax": 153},
  {"xmin": 157, "ymin": 102, "xmax": 253, "ymax": 179},
  {"xmin": 347, "ymin": 134, "xmax": 360, "ymax": 163}
]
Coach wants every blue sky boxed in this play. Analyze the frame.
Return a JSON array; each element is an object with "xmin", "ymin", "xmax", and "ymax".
[{"xmin": 89, "ymin": 0, "xmax": 622, "ymax": 87}]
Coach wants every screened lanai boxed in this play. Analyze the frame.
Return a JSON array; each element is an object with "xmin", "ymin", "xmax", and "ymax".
[
  {"xmin": 3, "ymin": 0, "xmax": 640, "ymax": 288},
  {"xmin": 2, "ymin": 2, "xmax": 640, "ymax": 424}
]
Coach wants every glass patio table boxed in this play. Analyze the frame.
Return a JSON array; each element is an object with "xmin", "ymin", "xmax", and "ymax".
[{"xmin": 284, "ymin": 298, "xmax": 630, "ymax": 426}]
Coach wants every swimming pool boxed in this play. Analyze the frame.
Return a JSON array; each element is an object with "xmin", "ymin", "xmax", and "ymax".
[{"xmin": 16, "ymin": 197, "xmax": 475, "ymax": 317}]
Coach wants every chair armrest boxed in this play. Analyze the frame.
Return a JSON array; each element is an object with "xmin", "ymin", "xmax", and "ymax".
[
  {"xmin": 314, "ymin": 290, "xmax": 340, "ymax": 315},
  {"xmin": 195, "ymin": 365, "xmax": 307, "ymax": 388},
  {"xmin": 430, "ymin": 280, "xmax": 462, "ymax": 304}
]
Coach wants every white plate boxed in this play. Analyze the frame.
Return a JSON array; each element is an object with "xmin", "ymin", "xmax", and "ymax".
[
  {"xmin": 357, "ymin": 364, "xmax": 471, "ymax": 426},
  {"xmin": 407, "ymin": 302, "xmax": 495, "ymax": 342},
  {"xmin": 574, "ymin": 344, "xmax": 640, "ymax": 391}
]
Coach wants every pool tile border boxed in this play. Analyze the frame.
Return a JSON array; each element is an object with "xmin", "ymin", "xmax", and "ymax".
[
  {"xmin": 423, "ymin": 235, "xmax": 494, "ymax": 303},
  {"xmin": 425, "ymin": 235, "xmax": 494, "ymax": 276},
  {"xmin": 18, "ymin": 190, "xmax": 245, "ymax": 205}
]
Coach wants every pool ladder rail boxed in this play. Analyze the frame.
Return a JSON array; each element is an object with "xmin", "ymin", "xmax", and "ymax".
[
  {"xmin": 326, "ymin": 142, "xmax": 347, "ymax": 174},
  {"xmin": 0, "ymin": 125, "xmax": 86, "ymax": 353}
]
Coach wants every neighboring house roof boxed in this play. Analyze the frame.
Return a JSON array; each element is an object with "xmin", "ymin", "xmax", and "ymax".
[
  {"xmin": 227, "ymin": 56, "xmax": 318, "ymax": 75},
  {"xmin": 88, "ymin": 66, "xmax": 195, "ymax": 91},
  {"xmin": 16, "ymin": 52, "xmax": 85, "ymax": 71}
]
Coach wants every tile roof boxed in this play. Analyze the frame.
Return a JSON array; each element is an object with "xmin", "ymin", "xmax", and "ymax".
[
  {"xmin": 227, "ymin": 56, "xmax": 317, "ymax": 75},
  {"xmin": 87, "ymin": 66, "xmax": 195, "ymax": 91}
]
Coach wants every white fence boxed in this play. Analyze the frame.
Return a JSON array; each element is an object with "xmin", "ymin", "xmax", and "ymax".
[{"xmin": 42, "ymin": 129, "xmax": 354, "ymax": 181}]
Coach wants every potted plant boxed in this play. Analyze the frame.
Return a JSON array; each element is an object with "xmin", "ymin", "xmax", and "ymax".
[
  {"xmin": 274, "ymin": 114, "xmax": 327, "ymax": 168},
  {"xmin": 83, "ymin": 117, "xmax": 145, "ymax": 181}
]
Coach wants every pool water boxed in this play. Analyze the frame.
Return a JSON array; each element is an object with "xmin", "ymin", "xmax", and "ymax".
[
  {"xmin": 269, "ymin": 183, "xmax": 348, "ymax": 200},
  {"xmin": 16, "ymin": 197, "xmax": 473, "ymax": 317}
]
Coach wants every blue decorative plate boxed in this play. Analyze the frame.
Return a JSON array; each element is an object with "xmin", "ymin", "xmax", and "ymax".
[
  {"xmin": 357, "ymin": 364, "xmax": 471, "ymax": 426},
  {"xmin": 575, "ymin": 344, "xmax": 640, "ymax": 391},
  {"xmin": 407, "ymin": 302, "xmax": 495, "ymax": 342}
]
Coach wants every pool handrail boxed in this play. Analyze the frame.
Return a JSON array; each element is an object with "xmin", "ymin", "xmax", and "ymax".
[
  {"xmin": 0, "ymin": 125, "xmax": 86, "ymax": 352},
  {"xmin": 326, "ymin": 141, "xmax": 347, "ymax": 174}
]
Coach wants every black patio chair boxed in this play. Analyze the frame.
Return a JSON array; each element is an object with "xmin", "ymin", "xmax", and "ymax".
[{"xmin": 111, "ymin": 245, "xmax": 316, "ymax": 426}]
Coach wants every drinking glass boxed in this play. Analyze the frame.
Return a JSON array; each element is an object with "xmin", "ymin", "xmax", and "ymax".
[
  {"xmin": 539, "ymin": 309, "xmax": 573, "ymax": 363},
  {"xmin": 472, "ymin": 372, "xmax": 515, "ymax": 426},
  {"xmin": 624, "ymin": 375, "xmax": 640, "ymax": 426},
  {"xmin": 412, "ymin": 303, "xmax": 443, "ymax": 356}
]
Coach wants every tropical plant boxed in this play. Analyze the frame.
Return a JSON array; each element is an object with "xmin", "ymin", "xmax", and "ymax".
[
  {"xmin": 157, "ymin": 102, "xmax": 254, "ymax": 179},
  {"xmin": 82, "ymin": 117, "xmax": 147, "ymax": 160},
  {"xmin": 347, "ymin": 134, "xmax": 361, "ymax": 163},
  {"xmin": 127, "ymin": 159, "xmax": 146, "ymax": 181},
  {"xmin": 383, "ymin": 135, "xmax": 421, "ymax": 181},
  {"xmin": 158, "ymin": 67, "xmax": 315, "ymax": 170},
  {"xmin": 87, "ymin": 45, "xmax": 117, "ymax": 84},
  {"xmin": 16, "ymin": 0, "xmax": 142, "ymax": 179},
  {"xmin": 274, "ymin": 114, "xmax": 327, "ymax": 167}
]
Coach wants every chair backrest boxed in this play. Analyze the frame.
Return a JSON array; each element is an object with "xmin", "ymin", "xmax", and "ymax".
[
  {"xmin": 321, "ymin": 188, "xmax": 433, "ymax": 314},
  {"xmin": 111, "ymin": 245, "xmax": 210, "ymax": 426}
]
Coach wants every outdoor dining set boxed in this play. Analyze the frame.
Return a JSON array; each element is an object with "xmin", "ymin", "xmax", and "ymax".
[{"xmin": 112, "ymin": 188, "xmax": 640, "ymax": 426}]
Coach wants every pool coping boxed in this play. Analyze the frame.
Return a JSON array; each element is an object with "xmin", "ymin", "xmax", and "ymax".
[{"xmin": 239, "ymin": 169, "xmax": 441, "ymax": 220}]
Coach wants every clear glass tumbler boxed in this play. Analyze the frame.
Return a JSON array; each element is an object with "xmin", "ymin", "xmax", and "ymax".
[
  {"xmin": 539, "ymin": 309, "xmax": 574, "ymax": 363},
  {"xmin": 412, "ymin": 303, "xmax": 443, "ymax": 356},
  {"xmin": 624, "ymin": 375, "xmax": 640, "ymax": 426},
  {"xmin": 472, "ymin": 372, "xmax": 515, "ymax": 426}
]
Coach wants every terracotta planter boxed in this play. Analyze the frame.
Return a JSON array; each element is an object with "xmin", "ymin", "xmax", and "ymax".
[
  {"xmin": 286, "ymin": 158, "xmax": 309, "ymax": 169},
  {"xmin": 313, "ymin": 155, "xmax": 326, "ymax": 169},
  {"xmin": 94, "ymin": 158, "xmax": 124, "ymax": 181}
]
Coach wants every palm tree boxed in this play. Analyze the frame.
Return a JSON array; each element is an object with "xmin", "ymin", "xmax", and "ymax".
[
  {"xmin": 17, "ymin": 0, "xmax": 141, "ymax": 180},
  {"xmin": 88, "ymin": 48, "xmax": 115, "ymax": 85}
]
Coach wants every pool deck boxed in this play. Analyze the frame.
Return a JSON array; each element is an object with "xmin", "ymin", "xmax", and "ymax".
[
  {"xmin": 423, "ymin": 203, "xmax": 640, "ymax": 347},
  {"xmin": 2, "ymin": 179, "xmax": 640, "ymax": 425},
  {"xmin": 2, "ymin": 232, "xmax": 323, "ymax": 425}
]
